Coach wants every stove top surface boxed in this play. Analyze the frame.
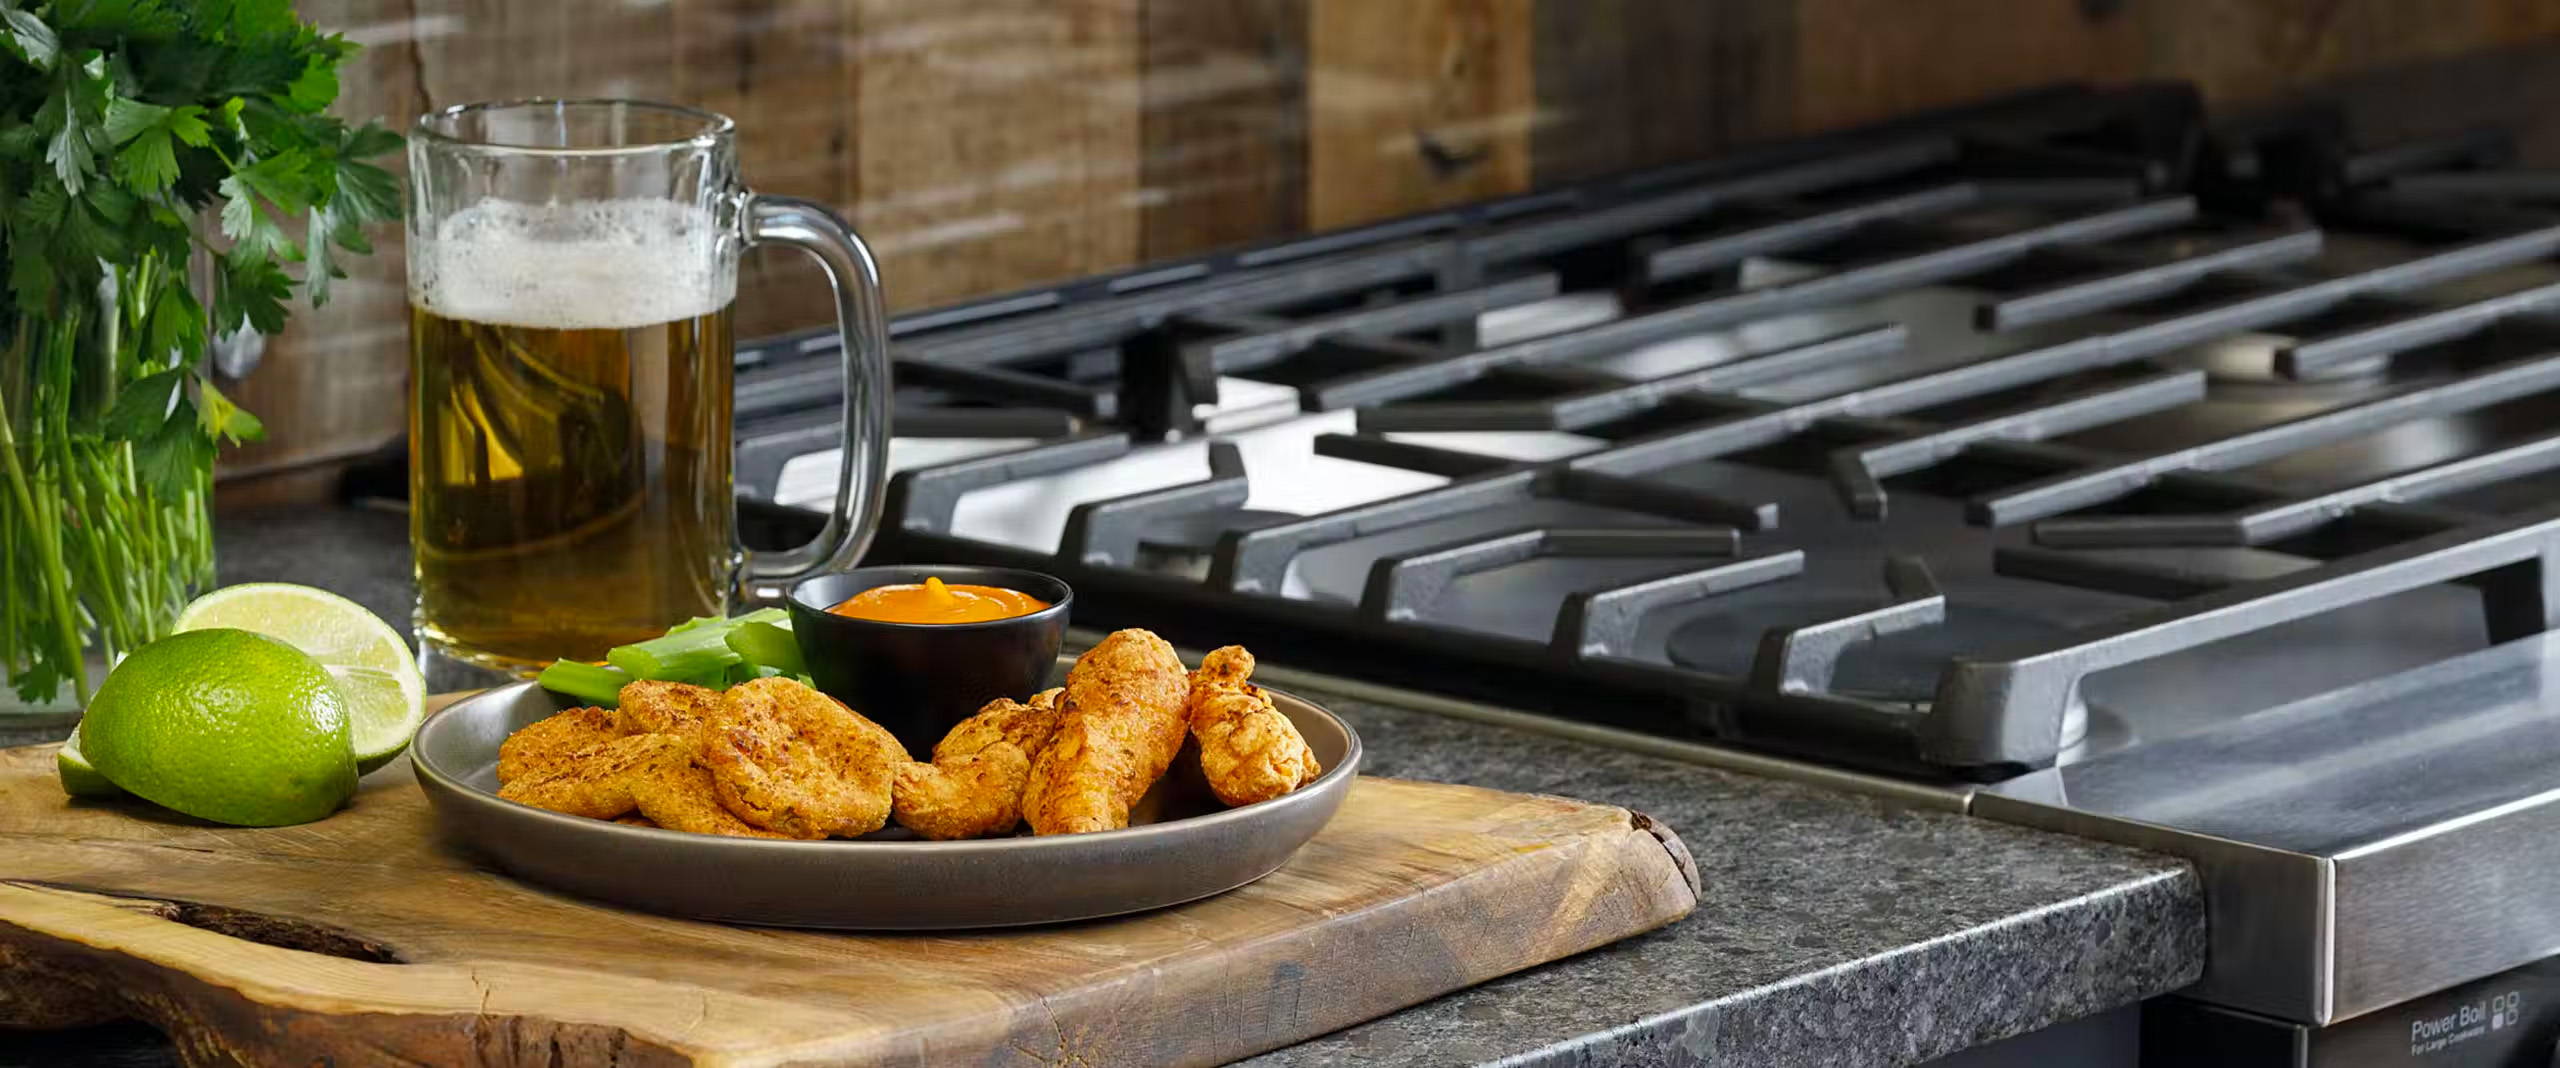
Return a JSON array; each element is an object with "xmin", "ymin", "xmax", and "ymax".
[{"xmin": 721, "ymin": 83, "xmax": 2560, "ymax": 782}]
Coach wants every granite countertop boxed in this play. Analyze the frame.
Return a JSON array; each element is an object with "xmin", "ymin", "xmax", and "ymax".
[{"xmin": 0, "ymin": 506, "xmax": 2207, "ymax": 1068}]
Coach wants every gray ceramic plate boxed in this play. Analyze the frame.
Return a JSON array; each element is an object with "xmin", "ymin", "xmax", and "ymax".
[{"xmin": 412, "ymin": 677, "xmax": 1361, "ymax": 929}]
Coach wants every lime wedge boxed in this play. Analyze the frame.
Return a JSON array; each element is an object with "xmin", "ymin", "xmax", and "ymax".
[
  {"xmin": 56, "ymin": 725, "xmax": 123, "ymax": 799},
  {"xmin": 174, "ymin": 583, "xmax": 425, "ymax": 773}
]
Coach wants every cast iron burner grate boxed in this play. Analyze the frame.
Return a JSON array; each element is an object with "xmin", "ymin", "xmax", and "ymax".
[{"xmin": 727, "ymin": 83, "xmax": 2560, "ymax": 781}]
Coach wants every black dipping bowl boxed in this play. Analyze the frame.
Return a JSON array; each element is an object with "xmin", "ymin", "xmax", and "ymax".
[{"xmin": 787, "ymin": 566, "xmax": 1072, "ymax": 755}]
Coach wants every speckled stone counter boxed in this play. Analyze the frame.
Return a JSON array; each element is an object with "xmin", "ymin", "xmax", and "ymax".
[
  {"xmin": 0, "ymin": 506, "xmax": 2208, "ymax": 1068},
  {"xmin": 1236, "ymin": 698, "xmax": 2200, "ymax": 1067}
]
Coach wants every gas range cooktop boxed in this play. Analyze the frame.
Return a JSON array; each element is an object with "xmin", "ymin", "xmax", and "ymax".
[{"xmin": 730, "ymin": 82, "xmax": 2560, "ymax": 785}]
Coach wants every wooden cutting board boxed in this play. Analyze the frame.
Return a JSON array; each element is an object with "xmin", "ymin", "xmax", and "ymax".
[{"xmin": 0, "ymin": 701, "xmax": 1697, "ymax": 1068}]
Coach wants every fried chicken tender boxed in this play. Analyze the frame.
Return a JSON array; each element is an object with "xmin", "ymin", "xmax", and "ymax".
[
  {"xmin": 931, "ymin": 688, "xmax": 1063, "ymax": 761},
  {"xmin": 893, "ymin": 748, "xmax": 1033, "ymax": 840},
  {"xmin": 495, "ymin": 733, "xmax": 686, "ymax": 819},
  {"xmin": 632, "ymin": 754, "xmax": 808, "ymax": 840},
  {"xmin": 615, "ymin": 680, "xmax": 725, "ymax": 744},
  {"xmin": 705, "ymin": 676, "xmax": 909, "ymax": 838},
  {"xmin": 1186, "ymin": 646, "xmax": 1321, "ymax": 806},
  {"xmin": 496, "ymin": 706, "xmax": 627, "ymax": 785},
  {"xmin": 1021, "ymin": 630, "xmax": 1191, "ymax": 835},
  {"xmin": 889, "ymin": 689, "xmax": 1063, "ymax": 840}
]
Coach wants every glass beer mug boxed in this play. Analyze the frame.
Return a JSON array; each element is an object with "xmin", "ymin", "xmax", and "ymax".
[{"xmin": 406, "ymin": 100, "xmax": 890, "ymax": 674}]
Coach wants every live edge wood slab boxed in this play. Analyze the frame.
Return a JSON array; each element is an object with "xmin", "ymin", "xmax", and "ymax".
[{"xmin": 0, "ymin": 703, "xmax": 1697, "ymax": 1067}]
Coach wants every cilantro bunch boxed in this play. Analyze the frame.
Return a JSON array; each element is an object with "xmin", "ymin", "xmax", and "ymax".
[{"xmin": 0, "ymin": 0, "xmax": 401, "ymax": 704}]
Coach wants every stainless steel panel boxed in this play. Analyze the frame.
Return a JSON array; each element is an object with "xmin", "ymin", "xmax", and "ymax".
[
  {"xmin": 2333, "ymin": 783, "xmax": 2560, "ymax": 1019},
  {"xmin": 1972, "ymin": 791, "xmax": 2333, "ymax": 1021},
  {"xmin": 1977, "ymin": 632, "xmax": 2560, "ymax": 1023}
]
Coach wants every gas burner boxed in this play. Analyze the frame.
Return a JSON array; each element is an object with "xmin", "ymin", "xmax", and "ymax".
[
  {"xmin": 1666, "ymin": 599, "xmax": 2073, "ymax": 700},
  {"xmin": 1668, "ymin": 598, "xmax": 2100, "ymax": 752},
  {"xmin": 1133, "ymin": 509, "xmax": 1296, "ymax": 579},
  {"xmin": 2168, "ymin": 333, "xmax": 2395, "ymax": 388}
]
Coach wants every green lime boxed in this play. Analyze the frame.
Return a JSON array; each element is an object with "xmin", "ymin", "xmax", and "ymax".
[
  {"xmin": 174, "ymin": 583, "xmax": 424, "ymax": 774},
  {"xmin": 81, "ymin": 628, "xmax": 357, "ymax": 827},
  {"xmin": 55, "ymin": 725, "xmax": 123, "ymax": 799}
]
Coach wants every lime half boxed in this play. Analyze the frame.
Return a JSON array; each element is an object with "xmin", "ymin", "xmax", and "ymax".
[
  {"xmin": 82, "ymin": 629, "xmax": 356, "ymax": 826},
  {"xmin": 175, "ymin": 583, "xmax": 425, "ymax": 773},
  {"xmin": 56, "ymin": 726, "xmax": 123, "ymax": 799}
]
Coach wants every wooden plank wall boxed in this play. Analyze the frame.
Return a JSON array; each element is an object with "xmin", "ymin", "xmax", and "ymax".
[
  {"xmin": 224, "ymin": 0, "xmax": 2560, "ymax": 484},
  {"xmin": 1139, "ymin": 0, "xmax": 1307, "ymax": 258}
]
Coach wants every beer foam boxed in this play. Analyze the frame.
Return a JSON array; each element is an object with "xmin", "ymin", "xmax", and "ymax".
[{"xmin": 411, "ymin": 199, "xmax": 736, "ymax": 330}]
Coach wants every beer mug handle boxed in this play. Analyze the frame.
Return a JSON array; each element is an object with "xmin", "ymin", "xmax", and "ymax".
[{"xmin": 734, "ymin": 194, "xmax": 895, "ymax": 604}]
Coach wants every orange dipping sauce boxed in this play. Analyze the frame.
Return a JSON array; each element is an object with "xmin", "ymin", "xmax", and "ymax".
[{"xmin": 829, "ymin": 576, "xmax": 1050, "ymax": 624}]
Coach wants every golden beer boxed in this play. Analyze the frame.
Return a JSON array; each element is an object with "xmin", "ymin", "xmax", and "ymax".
[
  {"xmin": 406, "ymin": 191, "xmax": 746, "ymax": 670},
  {"xmin": 409, "ymin": 303, "xmax": 735, "ymax": 669}
]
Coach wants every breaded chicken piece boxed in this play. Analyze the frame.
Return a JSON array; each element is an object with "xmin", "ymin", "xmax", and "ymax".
[
  {"xmin": 1021, "ymin": 630, "xmax": 1191, "ymax": 835},
  {"xmin": 893, "ymin": 747, "xmax": 1033, "ymax": 840},
  {"xmin": 495, "ymin": 733, "xmax": 685, "ymax": 819},
  {"xmin": 931, "ymin": 687, "xmax": 1063, "ymax": 762},
  {"xmin": 496, "ymin": 706, "xmax": 626, "ymax": 785},
  {"xmin": 889, "ymin": 688, "xmax": 1063, "ymax": 839},
  {"xmin": 1186, "ymin": 646, "xmax": 1321, "ymax": 806},
  {"xmin": 632, "ymin": 754, "xmax": 808, "ymax": 840},
  {"xmin": 614, "ymin": 815, "xmax": 659, "ymax": 828},
  {"xmin": 888, "ymin": 689, "xmax": 1060, "ymax": 839},
  {"xmin": 615, "ymin": 680, "xmax": 724, "ymax": 744},
  {"xmin": 705, "ymin": 677, "xmax": 909, "ymax": 838}
]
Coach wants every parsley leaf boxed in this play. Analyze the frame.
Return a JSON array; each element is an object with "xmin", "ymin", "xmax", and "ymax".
[
  {"xmin": 11, "ymin": 658, "xmax": 64, "ymax": 704},
  {"xmin": 99, "ymin": 96, "xmax": 168, "ymax": 143},
  {"xmin": 133, "ymin": 402, "xmax": 215, "ymax": 497},
  {"xmin": 227, "ymin": 146, "xmax": 317, "ymax": 212},
  {"xmin": 140, "ymin": 279, "xmax": 203, "ymax": 360},
  {"xmin": 51, "ymin": 188, "xmax": 126, "ymax": 262},
  {"xmin": 167, "ymin": 106, "xmax": 211, "ymax": 147},
  {"xmin": 282, "ymin": 52, "xmax": 336, "ymax": 114},
  {"xmin": 43, "ymin": 82, "xmax": 95, "ymax": 194},
  {"xmin": 50, "ymin": 0, "xmax": 182, "ymax": 40},
  {"xmin": 216, "ymin": 0, "xmax": 299, "ymax": 42},
  {"xmin": 1, "ymin": 6, "xmax": 56, "ymax": 70},
  {"xmin": 215, "ymin": 172, "xmax": 285, "ymax": 260},
  {"xmin": 101, "ymin": 367, "xmax": 186, "ymax": 440},
  {"xmin": 197, "ymin": 380, "xmax": 263, "ymax": 444},
  {"xmin": 342, "ymin": 120, "xmax": 401, "ymax": 160},
  {"xmin": 110, "ymin": 133, "xmax": 173, "ymax": 193},
  {"xmin": 103, "ymin": 99, "xmax": 204, "ymax": 193},
  {"xmin": 11, "ymin": 174, "xmax": 66, "ymax": 229},
  {"xmin": 331, "ymin": 126, "xmax": 399, "ymax": 221},
  {"xmin": 213, "ymin": 249, "xmax": 292, "ymax": 335},
  {"xmin": 82, "ymin": 179, "xmax": 133, "ymax": 227},
  {"xmin": 0, "ymin": 123, "xmax": 39, "ymax": 161}
]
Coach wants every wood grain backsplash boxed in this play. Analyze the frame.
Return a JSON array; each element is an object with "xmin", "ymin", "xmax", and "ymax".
[{"xmin": 220, "ymin": 0, "xmax": 2560, "ymax": 482}]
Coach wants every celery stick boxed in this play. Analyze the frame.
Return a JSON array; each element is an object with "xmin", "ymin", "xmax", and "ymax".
[
  {"xmin": 537, "ymin": 660, "xmax": 633, "ymax": 707},
  {"xmin": 723, "ymin": 662, "xmax": 780, "ymax": 687},
  {"xmin": 607, "ymin": 609, "xmax": 794, "ymax": 683},
  {"xmin": 664, "ymin": 607, "xmax": 780, "ymax": 635},
  {"xmin": 608, "ymin": 624, "xmax": 743, "ymax": 681},
  {"xmin": 724, "ymin": 620, "xmax": 806, "ymax": 675}
]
